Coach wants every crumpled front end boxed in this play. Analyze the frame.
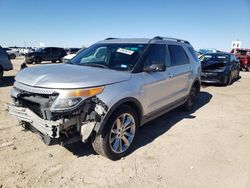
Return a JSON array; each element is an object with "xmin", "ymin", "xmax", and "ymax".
[{"xmin": 6, "ymin": 81, "xmax": 108, "ymax": 145}]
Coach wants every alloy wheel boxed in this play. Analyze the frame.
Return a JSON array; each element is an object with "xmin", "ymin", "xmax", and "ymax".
[{"xmin": 109, "ymin": 113, "xmax": 136, "ymax": 154}]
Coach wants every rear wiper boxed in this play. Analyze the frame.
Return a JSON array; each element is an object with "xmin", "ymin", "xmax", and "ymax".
[{"xmin": 82, "ymin": 63, "xmax": 109, "ymax": 69}]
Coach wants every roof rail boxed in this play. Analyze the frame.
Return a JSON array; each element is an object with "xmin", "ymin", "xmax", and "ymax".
[
  {"xmin": 105, "ymin": 37, "xmax": 119, "ymax": 40},
  {"xmin": 153, "ymin": 36, "xmax": 190, "ymax": 44}
]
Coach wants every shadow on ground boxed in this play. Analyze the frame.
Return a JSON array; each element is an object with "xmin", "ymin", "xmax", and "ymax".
[
  {"xmin": 64, "ymin": 140, "xmax": 96, "ymax": 157},
  {"xmin": 134, "ymin": 91, "xmax": 212, "ymax": 151},
  {"xmin": 66, "ymin": 91, "xmax": 212, "ymax": 158},
  {"xmin": 0, "ymin": 76, "xmax": 15, "ymax": 87}
]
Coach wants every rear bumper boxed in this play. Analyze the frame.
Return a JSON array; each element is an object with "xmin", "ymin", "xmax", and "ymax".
[{"xmin": 6, "ymin": 103, "xmax": 60, "ymax": 138}]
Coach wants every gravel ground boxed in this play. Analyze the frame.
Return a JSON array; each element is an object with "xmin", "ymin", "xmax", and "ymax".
[{"xmin": 0, "ymin": 58, "xmax": 249, "ymax": 188}]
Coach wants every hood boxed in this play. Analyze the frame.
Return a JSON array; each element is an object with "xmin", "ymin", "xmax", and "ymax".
[
  {"xmin": 201, "ymin": 61, "xmax": 227, "ymax": 71},
  {"xmin": 15, "ymin": 64, "xmax": 131, "ymax": 89},
  {"xmin": 63, "ymin": 54, "xmax": 76, "ymax": 60}
]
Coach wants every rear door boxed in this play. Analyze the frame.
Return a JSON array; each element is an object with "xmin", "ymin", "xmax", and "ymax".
[
  {"xmin": 166, "ymin": 43, "xmax": 192, "ymax": 100},
  {"xmin": 42, "ymin": 48, "xmax": 52, "ymax": 61},
  {"xmin": 50, "ymin": 48, "xmax": 59, "ymax": 61}
]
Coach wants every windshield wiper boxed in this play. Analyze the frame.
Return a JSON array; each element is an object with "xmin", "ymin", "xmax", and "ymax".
[{"xmin": 82, "ymin": 63, "xmax": 109, "ymax": 69}]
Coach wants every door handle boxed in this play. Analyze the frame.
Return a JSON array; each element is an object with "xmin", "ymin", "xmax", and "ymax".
[{"xmin": 168, "ymin": 72, "xmax": 173, "ymax": 78}]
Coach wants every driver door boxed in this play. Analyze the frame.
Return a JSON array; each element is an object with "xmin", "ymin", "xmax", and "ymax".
[{"xmin": 143, "ymin": 43, "xmax": 176, "ymax": 115}]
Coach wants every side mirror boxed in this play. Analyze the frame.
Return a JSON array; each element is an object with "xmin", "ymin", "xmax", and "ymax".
[{"xmin": 143, "ymin": 64, "xmax": 166, "ymax": 72}]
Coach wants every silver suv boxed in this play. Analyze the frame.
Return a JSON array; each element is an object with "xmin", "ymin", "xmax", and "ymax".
[{"xmin": 7, "ymin": 37, "xmax": 201, "ymax": 160}]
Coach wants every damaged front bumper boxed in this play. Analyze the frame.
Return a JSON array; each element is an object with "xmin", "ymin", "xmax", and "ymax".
[
  {"xmin": 7, "ymin": 104, "xmax": 60, "ymax": 138},
  {"xmin": 6, "ymin": 100, "xmax": 106, "ymax": 146}
]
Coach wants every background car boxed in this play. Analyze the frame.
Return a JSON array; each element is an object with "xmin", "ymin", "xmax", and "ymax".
[
  {"xmin": 65, "ymin": 48, "xmax": 81, "ymax": 55},
  {"xmin": 200, "ymin": 53, "xmax": 240, "ymax": 86},
  {"xmin": 25, "ymin": 47, "xmax": 66, "ymax": 64},
  {"xmin": 62, "ymin": 47, "xmax": 87, "ymax": 63},
  {"xmin": 3, "ymin": 47, "xmax": 20, "ymax": 59},
  {"xmin": 197, "ymin": 48, "xmax": 221, "ymax": 58},
  {"xmin": 0, "ymin": 46, "xmax": 13, "ymax": 81},
  {"xmin": 19, "ymin": 47, "xmax": 34, "ymax": 55},
  {"xmin": 230, "ymin": 48, "xmax": 250, "ymax": 71}
]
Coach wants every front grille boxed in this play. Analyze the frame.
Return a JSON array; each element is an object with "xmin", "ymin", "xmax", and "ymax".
[{"xmin": 14, "ymin": 82, "xmax": 59, "ymax": 95}]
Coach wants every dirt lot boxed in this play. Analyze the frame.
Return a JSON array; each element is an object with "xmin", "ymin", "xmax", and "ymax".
[{"xmin": 0, "ymin": 58, "xmax": 249, "ymax": 188}]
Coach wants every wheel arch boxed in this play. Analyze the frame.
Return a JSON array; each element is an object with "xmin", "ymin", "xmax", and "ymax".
[
  {"xmin": 95, "ymin": 97, "xmax": 143, "ymax": 135},
  {"xmin": 192, "ymin": 78, "xmax": 201, "ymax": 94}
]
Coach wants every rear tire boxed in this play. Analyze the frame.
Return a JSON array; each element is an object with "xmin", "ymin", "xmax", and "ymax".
[
  {"xmin": 34, "ymin": 57, "xmax": 41, "ymax": 64},
  {"xmin": 52, "ymin": 60, "xmax": 57, "ymax": 63},
  {"xmin": 182, "ymin": 86, "xmax": 197, "ymax": 112},
  {"xmin": 10, "ymin": 54, "xmax": 16, "ymax": 59},
  {"xmin": 92, "ymin": 105, "xmax": 138, "ymax": 160}
]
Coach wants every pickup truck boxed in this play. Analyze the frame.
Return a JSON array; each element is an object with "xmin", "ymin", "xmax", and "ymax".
[{"xmin": 231, "ymin": 48, "xmax": 250, "ymax": 71}]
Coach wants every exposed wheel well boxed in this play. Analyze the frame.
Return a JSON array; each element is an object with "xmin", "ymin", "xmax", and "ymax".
[
  {"xmin": 96, "ymin": 98, "xmax": 143, "ymax": 135},
  {"xmin": 121, "ymin": 101, "xmax": 142, "ymax": 124}
]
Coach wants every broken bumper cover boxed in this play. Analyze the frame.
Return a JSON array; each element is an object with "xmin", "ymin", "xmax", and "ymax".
[{"xmin": 6, "ymin": 103, "xmax": 60, "ymax": 138}]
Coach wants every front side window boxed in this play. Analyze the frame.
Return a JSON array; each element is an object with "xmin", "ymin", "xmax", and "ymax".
[
  {"xmin": 70, "ymin": 43, "xmax": 146, "ymax": 71},
  {"xmin": 168, "ymin": 45, "xmax": 190, "ymax": 66},
  {"xmin": 143, "ymin": 44, "xmax": 166, "ymax": 67}
]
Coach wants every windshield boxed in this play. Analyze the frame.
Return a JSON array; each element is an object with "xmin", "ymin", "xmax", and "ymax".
[
  {"xmin": 35, "ymin": 48, "xmax": 44, "ymax": 52},
  {"xmin": 200, "ymin": 54, "xmax": 229, "ymax": 64},
  {"xmin": 69, "ymin": 43, "xmax": 146, "ymax": 71}
]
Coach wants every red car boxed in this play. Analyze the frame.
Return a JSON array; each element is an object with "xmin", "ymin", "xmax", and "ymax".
[{"xmin": 231, "ymin": 48, "xmax": 250, "ymax": 71}]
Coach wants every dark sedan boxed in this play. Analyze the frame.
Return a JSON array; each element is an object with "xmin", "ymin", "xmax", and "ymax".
[{"xmin": 200, "ymin": 53, "xmax": 240, "ymax": 86}]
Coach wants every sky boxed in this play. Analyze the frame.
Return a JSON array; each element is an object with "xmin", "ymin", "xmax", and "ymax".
[{"xmin": 0, "ymin": 0, "xmax": 249, "ymax": 51}]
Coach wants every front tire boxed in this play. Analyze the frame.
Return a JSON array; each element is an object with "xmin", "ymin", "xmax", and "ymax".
[
  {"xmin": 92, "ymin": 105, "xmax": 138, "ymax": 160},
  {"xmin": 225, "ymin": 73, "xmax": 232, "ymax": 86},
  {"xmin": 59, "ymin": 57, "xmax": 63, "ymax": 63}
]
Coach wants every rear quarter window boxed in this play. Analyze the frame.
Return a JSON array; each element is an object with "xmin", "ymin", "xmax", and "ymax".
[{"xmin": 188, "ymin": 47, "xmax": 199, "ymax": 62}]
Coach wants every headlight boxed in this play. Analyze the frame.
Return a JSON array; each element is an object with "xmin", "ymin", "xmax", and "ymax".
[{"xmin": 50, "ymin": 86, "xmax": 104, "ymax": 111}]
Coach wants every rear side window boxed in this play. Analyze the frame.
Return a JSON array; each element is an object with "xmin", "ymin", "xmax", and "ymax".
[
  {"xmin": 188, "ymin": 47, "xmax": 199, "ymax": 62},
  {"xmin": 44, "ymin": 48, "xmax": 51, "ymax": 53},
  {"xmin": 168, "ymin": 45, "xmax": 190, "ymax": 66}
]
